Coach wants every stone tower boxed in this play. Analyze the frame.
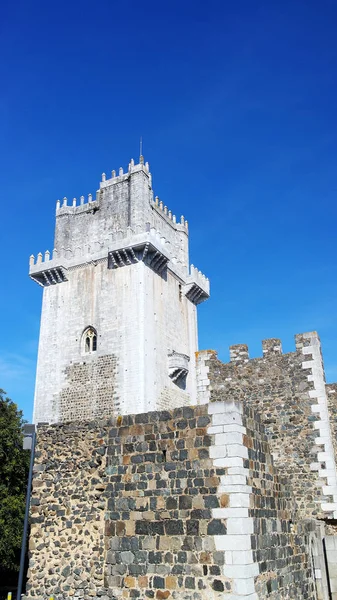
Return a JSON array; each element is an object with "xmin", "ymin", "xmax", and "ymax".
[{"xmin": 30, "ymin": 157, "xmax": 209, "ymax": 424}]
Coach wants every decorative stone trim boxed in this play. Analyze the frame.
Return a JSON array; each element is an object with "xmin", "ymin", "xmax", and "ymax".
[
  {"xmin": 184, "ymin": 282, "xmax": 208, "ymax": 305},
  {"xmin": 30, "ymin": 266, "xmax": 68, "ymax": 287},
  {"xmin": 67, "ymin": 257, "xmax": 108, "ymax": 272},
  {"xmin": 99, "ymin": 161, "xmax": 150, "ymax": 189},
  {"xmin": 184, "ymin": 265, "xmax": 210, "ymax": 305},
  {"xmin": 168, "ymin": 351, "xmax": 189, "ymax": 383},
  {"xmin": 296, "ymin": 331, "xmax": 337, "ymax": 518},
  {"xmin": 208, "ymin": 400, "xmax": 259, "ymax": 600},
  {"xmin": 108, "ymin": 241, "xmax": 168, "ymax": 275}
]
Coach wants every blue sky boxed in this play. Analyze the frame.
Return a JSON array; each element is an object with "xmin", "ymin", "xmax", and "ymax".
[{"xmin": 1, "ymin": 0, "xmax": 337, "ymax": 420}]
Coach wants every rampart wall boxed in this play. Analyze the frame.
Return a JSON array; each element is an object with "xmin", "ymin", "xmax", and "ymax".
[{"xmin": 197, "ymin": 331, "xmax": 337, "ymax": 521}]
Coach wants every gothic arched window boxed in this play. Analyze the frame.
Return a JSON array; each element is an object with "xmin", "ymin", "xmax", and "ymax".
[{"xmin": 82, "ymin": 327, "xmax": 97, "ymax": 354}]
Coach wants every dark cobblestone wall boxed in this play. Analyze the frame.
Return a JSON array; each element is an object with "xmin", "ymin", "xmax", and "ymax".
[
  {"xmin": 243, "ymin": 407, "xmax": 318, "ymax": 599},
  {"xmin": 59, "ymin": 354, "xmax": 118, "ymax": 422},
  {"xmin": 26, "ymin": 404, "xmax": 322, "ymax": 600},
  {"xmin": 103, "ymin": 406, "xmax": 233, "ymax": 600},
  {"xmin": 26, "ymin": 423, "xmax": 108, "ymax": 599},
  {"xmin": 26, "ymin": 407, "xmax": 232, "ymax": 600},
  {"xmin": 206, "ymin": 340, "xmax": 330, "ymax": 519}
]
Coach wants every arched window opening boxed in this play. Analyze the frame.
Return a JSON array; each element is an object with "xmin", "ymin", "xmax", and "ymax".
[{"xmin": 82, "ymin": 327, "xmax": 97, "ymax": 354}]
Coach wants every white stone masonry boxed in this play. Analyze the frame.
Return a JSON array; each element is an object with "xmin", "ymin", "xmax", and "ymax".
[
  {"xmin": 299, "ymin": 332, "xmax": 337, "ymax": 518},
  {"xmin": 30, "ymin": 158, "xmax": 210, "ymax": 424},
  {"xmin": 208, "ymin": 401, "xmax": 259, "ymax": 600}
]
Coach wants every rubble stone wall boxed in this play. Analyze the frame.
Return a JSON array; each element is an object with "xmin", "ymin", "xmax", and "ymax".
[
  {"xmin": 199, "ymin": 332, "xmax": 337, "ymax": 520},
  {"xmin": 26, "ymin": 403, "xmax": 322, "ymax": 600},
  {"xmin": 26, "ymin": 422, "xmax": 107, "ymax": 598},
  {"xmin": 243, "ymin": 405, "xmax": 319, "ymax": 598},
  {"xmin": 59, "ymin": 354, "xmax": 118, "ymax": 422}
]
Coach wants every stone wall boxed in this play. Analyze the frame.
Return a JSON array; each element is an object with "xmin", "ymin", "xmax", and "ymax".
[
  {"xmin": 197, "ymin": 331, "xmax": 337, "ymax": 520},
  {"xmin": 54, "ymin": 162, "xmax": 189, "ymax": 273},
  {"xmin": 26, "ymin": 403, "xmax": 323, "ymax": 600},
  {"xmin": 59, "ymin": 354, "xmax": 118, "ymax": 422},
  {"xmin": 27, "ymin": 423, "xmax": 107, "ymax": 597},
  {"xmin": 243, "ymin": 405, "xmax": 320, "ymax": 598}
]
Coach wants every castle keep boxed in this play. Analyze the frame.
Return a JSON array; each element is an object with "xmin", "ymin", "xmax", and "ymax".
[
  {"xmin": 26, "ymin": 157, "xmax": 337, "ymax": 600},
  {"xmin": 30, "ymin": 157, "xmax": 209, "ymax": 424}
]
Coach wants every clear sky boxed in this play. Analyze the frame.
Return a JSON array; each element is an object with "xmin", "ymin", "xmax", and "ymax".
[{"xmin": 1, "ymin": 0, "xmax": 337, "ymax": 420}]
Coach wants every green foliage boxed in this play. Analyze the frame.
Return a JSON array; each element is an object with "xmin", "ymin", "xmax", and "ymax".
[{"xmin": 0, "ymin": 390, "xmax": 29, "ymax": 573}]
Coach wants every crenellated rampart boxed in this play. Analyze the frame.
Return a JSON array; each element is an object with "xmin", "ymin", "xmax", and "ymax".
[{"xmin": 196, "ymin": 331, "xmax": 337, "ymax": 522}]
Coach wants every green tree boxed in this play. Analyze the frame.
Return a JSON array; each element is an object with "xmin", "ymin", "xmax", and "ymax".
[{"xmin": 0, "ymin": 389, "xmax": 29, "ymax": 575}]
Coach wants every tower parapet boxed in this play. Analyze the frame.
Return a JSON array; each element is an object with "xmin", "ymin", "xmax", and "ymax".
[
  {"xmin": 185, "ymin": 264, "xmax": 210, "ymax": 304},
  {"xmin": 49, "ymin": 158, "xmax": 190, "ymax": 270},
  {"xmin": 56, "ymin": 192, "xmax": 99, "ymax": 213}
]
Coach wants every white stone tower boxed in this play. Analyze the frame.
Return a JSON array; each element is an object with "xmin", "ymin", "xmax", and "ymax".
[{"xmin": 30, "ymin": 157, "xmax": 209, "ymax": 424}]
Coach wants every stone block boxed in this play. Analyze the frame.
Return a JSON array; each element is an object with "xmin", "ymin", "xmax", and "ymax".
[
  {"xmin": 226, "ymin": 517, "xmax": 254, "ymax": 535},
  {"xmin": 218, "ymin": 484, "xmax": 252, "ymax": 495},
  {"xmin": 214, "ymin": 432, "xmax": 244, "ymax": 446},
  {"xmin": 219, "ymin": 474, "xmax": 247, "ymax": 486},
  {"xmin": 208, "ymin": 401, "xmax": 243, "ymax": 415},
  {"xmin": 232, "ymin": 577, "xmax": 256, "ymax": 595},
  {"xmin": 212, "ymin": 507, "xmax": 249, "ymax": 519},
  {"xmin": 209, "ymin": 446, "xmax": 227, "ymax": 459},
  {"xmin": 207, "ymin": 425, "xmax": 223, "ymax": 434},
  {"xmin": 223, "ymin": 563, "xmax": 258, "ymax": 578},
  {"xmin": 226, "ymin": 444, "xmax": 248, "ymax": 459},
  {"xmin": 231, "ymin": 550, "xmax": 254, "ymax": 565},
  {"xmin": 213, "ymin": 534, "xmax": 252, "ymax": 551},
  {"xmin": 212, "ymin": 412, "xmax": 243, "ymax": 426},
  {"xmin": 213, "ymin": 457, "xmax": 244, "ymax": 468},
  {"xmin": 325, "ymin": 536, "xmax": 337, "ymax": 550}
]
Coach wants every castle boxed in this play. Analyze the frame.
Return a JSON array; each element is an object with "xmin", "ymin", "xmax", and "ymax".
[{"xmin": 26, "ymin": 157, "xmax": 337, "ymax": 600}]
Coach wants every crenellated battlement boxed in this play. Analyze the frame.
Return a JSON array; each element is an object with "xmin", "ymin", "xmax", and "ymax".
[
  {"xmin": 56, "ymin": 193, "xmax": 99, "ymax": 214},
  {"xmin": 152, "ymin": 195, "xmax": 188, "ymax": 233},
  {"xmin": 184, "ymin": 264, "xmax": 210, "ymax": 304},
  {"xmin": 30, "ymin": 155, "xmax": 208, "ymax": 290},
  {"xmin": 190, "ymin": 264, "xmax": 209, "ymax": 288},
  {"xmin": 29, "ymin": 249, "xmax": 67, "ymax": 286},
  {"xmin": 99, "ymin": 156, "xmax": 151, "ymax": 189},
  {"xmin": 197, "ymin": 330, "xmax": 337, "ymax": 523},
  {"xmin": 56, "ymin": 157, "xmax": 188, "ymax": 234},
  {"xmin": 229, "ymin": 338, "xmax": 283, "ymax": 363},
  {"xmin": 29, "ymin": 221, "xmax": 209, "ymax": 293},
  {"xmin": 55, "ymin": 157, "xmax": 151, "ymax": 218},
  {"xmin": 30, "ymin": 250, "xmax": 54, "ymax": 267},
  {"xmin": 228, "ymin": 331, "xmax": 318, "ymax": 363}
]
